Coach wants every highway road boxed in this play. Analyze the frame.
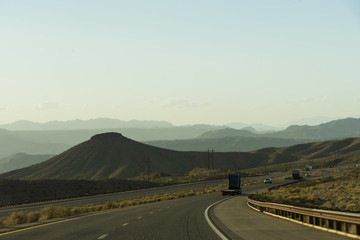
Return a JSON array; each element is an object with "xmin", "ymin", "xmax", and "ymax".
[
  {"xmin": 0, "ymin": 193, "xmax": 225, "ymax": 240},
  {"xmin": 210, "ymin": 183, "xmax": 352, "ymax": 240},
  {"xmin": 0, "ymin": 179, "xmax": 227, "ymax": 218},
  {"xmin": 0, "ymin": 179, "xmax": 353, "ymax": 240}
]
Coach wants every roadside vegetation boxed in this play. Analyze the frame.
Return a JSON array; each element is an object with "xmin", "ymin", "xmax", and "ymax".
[
  {"xmin": 0, "ymin": 184, "xmax": 226, "ymax": 227},
  {"xmin": 131, "ymin": 168, "xmax": 251, "ymax": 184},
  {"xmin": 251, "ymin": 167, "xmax": 360, "ymax": 213}
]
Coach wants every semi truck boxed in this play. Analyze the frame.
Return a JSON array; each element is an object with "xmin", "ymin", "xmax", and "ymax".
[
  {"xmin": 221, "ymin": 174, "xmax": 242, "ymax": 195},
  {"xmin": 292, "ymin": 169, "xmax": 304, "ymax": 180}
]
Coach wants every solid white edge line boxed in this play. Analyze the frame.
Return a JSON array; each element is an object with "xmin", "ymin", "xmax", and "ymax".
[{"xmin": 204, "ymin": 198, "xmax": 231, "ymax": 240}]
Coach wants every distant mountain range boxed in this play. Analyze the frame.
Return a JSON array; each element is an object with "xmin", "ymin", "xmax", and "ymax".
[
  {"xmin": 1, "ymin": 132, "xmax": 359, "ymax": 179},
  {"xmin": 0, "ymin": 119, "xmax": 174, "ymax": 130},
  {"xmin": 0, "ymin": 125, "xmax": 225, "ymax": 158},
  {"xmin": 0, "ymin": 153, "xmax": 54, "ymax": 174},
  {"xmin": 0, "ymin": 129, "xmax": 70, "ymax": 159},
  {"xmin": 270, "ymin": 118, "xmax": 360, "ymax": 140},
  {"xmin": 1, "ymin": 117, "xmax": 360, "ymax": 160},
  {"xmin": 146, "ymin": 118, "xmax": 360, "ymax": 151},
  {"xmin": 197, "ymin": 118, "xmax": 360, "ymax": 140},
  {"xmin": 145, "ymin": 137, "xmax": 309, "ymax": 152}
]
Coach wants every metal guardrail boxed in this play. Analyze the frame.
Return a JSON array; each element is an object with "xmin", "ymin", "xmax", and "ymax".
[{"xmin": 248, "ymin": 197, "xmax": 360, "ymax": 238}]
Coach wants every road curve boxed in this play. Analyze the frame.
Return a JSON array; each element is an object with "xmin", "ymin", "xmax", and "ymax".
[
  {"xmin": 0, "ymin": 193, "xmax": 225, "ymax": 240},
  {"xmin": 1, "ymin": 178, "xmax": 351, "ymax": 240},
  {"xmin": 210, "ymin": 183, "xmax": 352, "ymax": 240}
]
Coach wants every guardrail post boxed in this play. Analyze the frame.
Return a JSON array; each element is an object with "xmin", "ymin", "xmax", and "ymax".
[
  {"xmin": 341, "ymin": 222, "xmax": 347, "ymax": 232},
  {"xmin": 315, "ymin": 217, "xmax": 320, "ymax": 226},
  {"xmin": 347, "ymin": 223, "xmax": 357, "ymax": 235},
  {"xmin": 336, "ymin": 221, "xmax": 342, "ymax": 231},
  {"xmin": 309, "ymin": 216, "xmax": 314, "ymax": 224},
  {"xmin": 304, "ymin": 215, "xmax": 310, "ymax": 224},
  {"xmin": 322, "ymin": 219, "xmax": 329, "ymax": 228}
]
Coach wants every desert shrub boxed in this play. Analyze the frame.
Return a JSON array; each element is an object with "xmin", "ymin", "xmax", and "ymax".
[
  {"xmin": 185, "ymin": 192, "xmax": 196, "ymax": 197},
  {"xmin": 103, "ymin": 201, "xmax": 116, "ymax": 210},
  {"xmin": 70, "ymin": 206, "xmax": 88, "ymax": 216},
  {"xmin": 345, "ymin": 203, "xmax": 358, "ymax": 212},
  {"xmin": 4, "ymin": 212, "xmax": 27, "ymax": 226},
  {"xmin": 165, "ymin": 196, "xmax": 175, "ymax": 200},
  {"xmin": 94, "ymin": 205, "xmax": 104, "ymax": 211},
  {"xmin": 39, "ymin": 206, "xmax": 70, "ymax": 220},
  {"xmin": 27, "ymin": 211, "xmax": 40, "ymax": 223},
  {"xmin": 119, "ymin": 201, "xmax": 129, "ymax": 208}
]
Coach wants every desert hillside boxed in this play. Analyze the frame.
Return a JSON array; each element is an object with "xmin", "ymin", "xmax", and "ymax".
[{"xmin": 1, "ymin": 133, "xmax": 359, "ymax": 180}]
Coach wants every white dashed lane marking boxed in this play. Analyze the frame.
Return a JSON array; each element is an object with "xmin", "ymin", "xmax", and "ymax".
[
  {"xmin": 122, "ymin": 223, "xmax": 128, "ymax": 227},
  {"xmin": 97, "ymin": 234, "xmax": 108, "ymax": 239}
]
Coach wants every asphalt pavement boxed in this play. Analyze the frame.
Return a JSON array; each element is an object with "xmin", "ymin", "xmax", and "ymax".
[
  {"xmin": 0, "ymin": 193, "xmax": 225, "ymax": 240},
  {"xmin": 210, "ymin": 182, "xmax": 353, "ymax": 240},
  {"xmin": 0, "ymin": 176, "xmax": 354, "ymax": 240}
]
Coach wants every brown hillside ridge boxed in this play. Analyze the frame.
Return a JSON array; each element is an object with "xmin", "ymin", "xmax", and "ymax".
[
  {"xmin": 0, "ymin": 133, "xmax": 258, "ymax": 179},
  {"xmin": 1, "ymin": 133, "xmax": 360, "ymax": 180}
]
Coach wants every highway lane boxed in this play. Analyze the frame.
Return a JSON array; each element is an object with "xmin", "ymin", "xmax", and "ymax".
[
  {"xmin": 0, "ymin": 178, "xmax": 227, "ymax": 218},
  {"xmin": 0, "ymin": 179, "xmax": 290, "ymax": 240},
  {"xmin": 0, "ymin": 192, "xmax": 226, "ymax": 240},
  {"xmin": 0, "ymin": 179, "xmax": 351, "ymax": 240},
  {"xmin": 0, "ymin": 174, "xmax": 282, "ymax": 218},
  {"xmin": 211, "ymin": 181, "xmax": 352, "ymax": 240}
]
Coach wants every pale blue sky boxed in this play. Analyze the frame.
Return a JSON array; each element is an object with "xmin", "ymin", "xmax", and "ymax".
[{"xmin": 1, "ymin": 0, "xmax": 360, "ymax": 126}]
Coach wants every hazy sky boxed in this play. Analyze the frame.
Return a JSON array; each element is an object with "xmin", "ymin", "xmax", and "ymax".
[{"xmin": 1, "ymin": 0, "xmax": 360, "ymax": 126}]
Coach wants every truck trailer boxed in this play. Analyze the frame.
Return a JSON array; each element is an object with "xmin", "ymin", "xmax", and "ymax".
[
  {"xmin": 221, "ymin": 174, "xmax": 242, "ymax": 195},
  {"xmin": 292, "ymin": 169, "xmax": 304, "ymax": 180}
]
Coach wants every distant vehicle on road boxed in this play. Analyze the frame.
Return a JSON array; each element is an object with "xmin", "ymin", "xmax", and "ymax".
[
  {"xmin": 264, "ymin": 178, "xmax": 272, "ymax": 184},
  {"xmin": 292, "ymin": 169, "xmax": 304, "ymax": 180},
  {"xmin": 221, "ymin": 174, "xmax": 242, "ymax": 195}
]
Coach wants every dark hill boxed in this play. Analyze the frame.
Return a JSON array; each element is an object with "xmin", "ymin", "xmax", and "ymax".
[
  {"xmin": 2, "ymin": 133, "xmax": 360, "ymax": 180},
  {"xmin": 0, "ymin": 133, "xmax": 260, "ymax": 179}
]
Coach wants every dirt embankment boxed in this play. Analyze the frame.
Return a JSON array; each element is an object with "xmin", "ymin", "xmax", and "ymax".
[{"xmin": 0, "ymin": 179, "xmax": 159, "ymax": 206}]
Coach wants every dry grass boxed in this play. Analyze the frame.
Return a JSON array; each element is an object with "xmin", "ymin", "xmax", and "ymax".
[{"xmin": 251, "ymin": 167, "xmax": 360, "ymax": 212}]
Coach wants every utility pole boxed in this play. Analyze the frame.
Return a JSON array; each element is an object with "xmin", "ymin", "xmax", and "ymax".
[
  {"xmin": 264, "ymin": 163, "xmax": 267, "ymax": 175},
  {"xmin": 207, "ymin": 148, "xmax": 210, "ymax": 169},
  {"xmin": 142, "ymin": 158, "xmax": 150, "ymax": 182},
  {"xmin": 146, "ymin": 158, "xmax": 150, "ymax": 182},
  {"xmin": 141, "ymin": 159, "xmax": 145, "ymax": 181},
  {"xmin": 212, "ymin": 148, "xmax": 214, "ymax": 169}
]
